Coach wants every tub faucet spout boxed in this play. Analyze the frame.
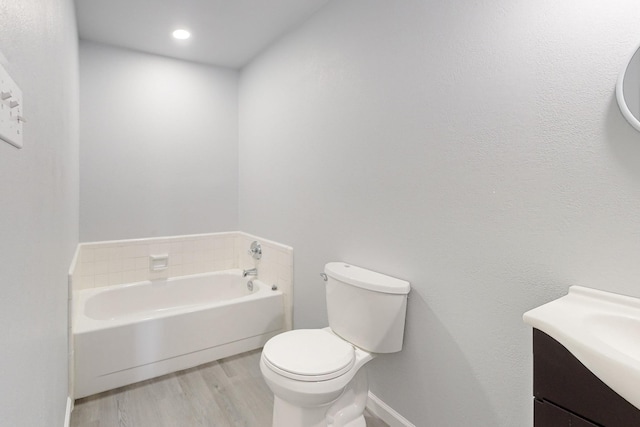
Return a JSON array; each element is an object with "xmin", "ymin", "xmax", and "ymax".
[{"xmin": 243, "ymin": 268, "xmax": 258, "ymax": 277}]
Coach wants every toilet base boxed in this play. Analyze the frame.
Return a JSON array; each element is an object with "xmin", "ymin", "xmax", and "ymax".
[
  {"xmin": 272, "ymin": 396, "xmax": 332, "ymax": 427},
  {"xmin": 271, "ymin": 368, "xmax": 369, "ymax": 427}
]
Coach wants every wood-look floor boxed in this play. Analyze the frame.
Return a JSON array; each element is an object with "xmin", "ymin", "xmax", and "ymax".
[{"xmin": 71, "ymin": 349, "xmax": 389, "ymax": 427}]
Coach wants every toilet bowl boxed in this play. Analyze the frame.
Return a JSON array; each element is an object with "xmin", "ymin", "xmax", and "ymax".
[
  {"xmin": 260, "ymin": 262, "xmax": 410, "ymax": 427},
  {"xmin": 260, "ymin": 328, "xmax": 373, "ymax": 427}
]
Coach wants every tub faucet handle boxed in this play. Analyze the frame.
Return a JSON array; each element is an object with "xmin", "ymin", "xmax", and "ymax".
[{"xmin": 247, "ymin": 241, "xmax": 262, "ymax": 260}]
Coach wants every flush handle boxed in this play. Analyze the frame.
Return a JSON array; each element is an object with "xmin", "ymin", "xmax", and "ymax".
[{"xmin": 320, "ymin": 273, "xmax": 328, "ymax": 282}]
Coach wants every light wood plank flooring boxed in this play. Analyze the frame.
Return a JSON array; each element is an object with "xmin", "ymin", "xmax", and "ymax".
[{"xmin": 71, "ymin": 349, "xmax": 389, "ymax": 427}]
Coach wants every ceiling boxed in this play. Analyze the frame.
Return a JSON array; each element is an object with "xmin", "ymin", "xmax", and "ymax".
[{"xmin": 75, "ymin": 0, "xmax": 330, "ymax": 69}]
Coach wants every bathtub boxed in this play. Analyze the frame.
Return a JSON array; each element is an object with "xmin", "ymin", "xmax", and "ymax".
[{"xmin": 73, "ymin": 270, "xmax": 285, "ymax": 398}]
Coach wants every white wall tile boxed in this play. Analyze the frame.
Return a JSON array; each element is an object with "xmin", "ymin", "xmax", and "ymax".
[
  {"xmin": 133, "ymin": 257, "xmax": 147, "ymax": 271},
  {"xmin": 94, "ymin": 260, "xmax": 108, "ymax": 275},
  {"xmin": 133, "ymin": 269, "xmax": 147, "ymax": 282},
  {"xmin": 94, "ymin": 247, "xmax": 110, "ymax": 262},
  {"xmin": 108, "ymin": 246, "xmax": 122, "ymax": 260},
  {"xmin": 150, "ymin": 243, "xmax": 170, "ymax": 255},
  {"xmin": 108, "ymin": 258, "xmax": 122, "ymax": 273},
  {"xmin": 80, "ymin": 248, "xmax": 94, "ymax": 263},
  {"xmin": 108, "ymin": 272, "xmax": 123, "ymax": 286},
  {"xmin": 81, "ymin": 262, "xmax": 94, "ymax": 276},
  {"xmin": 80, "ymin": 275, "xmax": 94, "ymax": 289},
  {"xmin": 168, "ymin": 265, "xmax": 183, "ymax": 278},
  {"xmin": 122, "ymin": 257, "xmax": 135, "ymax": 272},
  {"xmin": 94, "ymin": 274, "xmax": 108, "ymax": 287},
  {"xmin": 170, "ymin": 241, "xmax": 183, "ymax": 253},
  {"xmin": 122, "ymin": 270, "xmax": 136, "ymax": 284},
  {"xmin": 170, "ymin": 253, "xmax": 183, "ymax": 266}
]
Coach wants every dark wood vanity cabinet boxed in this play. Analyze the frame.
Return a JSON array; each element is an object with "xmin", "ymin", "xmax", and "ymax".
[
  {"xmin": 534, "ymin": 399, "xmax": 597, "ymax": 427},
  {"xmin": 533, "ymin": 329, "xmax": 640, "ymax": 427}
]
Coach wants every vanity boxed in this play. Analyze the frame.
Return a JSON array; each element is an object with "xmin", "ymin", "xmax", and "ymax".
[{"xmin": 524, "ymin": 287, "xmax": 640, "ymax": 426}]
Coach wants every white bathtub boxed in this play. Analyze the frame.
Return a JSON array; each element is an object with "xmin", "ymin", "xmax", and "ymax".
[{"xmin": 73, "ymin": 270, "xmax": 285, "ymax": 398}]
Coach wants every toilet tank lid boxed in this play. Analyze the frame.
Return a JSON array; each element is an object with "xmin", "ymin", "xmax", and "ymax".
[{"xmin": 324, "ymin": 262, "xmax": 410, "ymax": 294}]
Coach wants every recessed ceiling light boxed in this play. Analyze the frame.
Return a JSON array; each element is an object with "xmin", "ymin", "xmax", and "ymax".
[{"xmin": 172, "ymin": 29, "xmax": 191, "ymax": 40}]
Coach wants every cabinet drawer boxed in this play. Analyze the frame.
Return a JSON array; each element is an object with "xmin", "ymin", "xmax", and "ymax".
[{"xmin": 534, "ymin": 400, "xmax": 598, "ymax": 427}]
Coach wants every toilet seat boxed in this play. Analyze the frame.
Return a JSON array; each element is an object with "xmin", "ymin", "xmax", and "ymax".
[{"xmin": 262, "ymin": 329, "xmax": 355, "ymax": 382}]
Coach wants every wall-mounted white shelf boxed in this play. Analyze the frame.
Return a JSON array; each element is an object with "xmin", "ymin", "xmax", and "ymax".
[{"xmin": 0, "ymin": 62, "xmax": 24, "ymax": 149}]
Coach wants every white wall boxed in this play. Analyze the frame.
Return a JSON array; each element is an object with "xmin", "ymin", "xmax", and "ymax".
[
  {"xmin": 79, "ymin": 41, "xmax": 238, "ymax": 242},
  {"xmin": 0, "ymin": 0, "xmax": 79, "ymax": 425},
  {"xmin": 239, "ymin": 0, "xmax": 640, "ymax": 425}
]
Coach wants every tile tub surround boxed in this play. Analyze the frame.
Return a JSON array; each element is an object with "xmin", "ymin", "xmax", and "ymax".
[
  {"xmin": 72, "ymin": 232, "xmax": 236, "ymax": 289},
  {"xmin": 238, "ymin": 233, "xmax": 295, "ymax": 332},
  {"xmin": 69, "ymin": 231, "xmax": 293, "ymax": 331}
]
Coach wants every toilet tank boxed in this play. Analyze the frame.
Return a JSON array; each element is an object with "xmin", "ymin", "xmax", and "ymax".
[{"xmin": 324, "ymin": 262, "xmax": 410, "ymax": 353}]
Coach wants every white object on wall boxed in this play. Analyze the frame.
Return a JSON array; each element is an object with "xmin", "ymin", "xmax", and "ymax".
[
  {"xmin": 0, "ymin": 61, "xmax": 24, "ymax": 148},
  {"xmin": 149, "ymin": 254, "xmax": 169, "ymax": 271},
  {"xmin": 616, "ymin": 42, "xmax": 640, "ymax": 132}
]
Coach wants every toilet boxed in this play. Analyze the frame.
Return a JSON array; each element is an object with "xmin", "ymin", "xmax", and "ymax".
[{"xmin": 260, "ymin": 262, "xmax": 410, "ymax": 427}]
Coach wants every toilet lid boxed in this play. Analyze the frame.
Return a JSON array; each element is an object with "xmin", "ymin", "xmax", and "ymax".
[{"xmin": 262, "ymin": 329, "xmax": 355, "ymax": 381}]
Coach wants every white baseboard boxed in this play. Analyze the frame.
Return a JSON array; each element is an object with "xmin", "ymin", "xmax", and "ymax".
[
  {"xmin": 64, "ymin": 396, "xmax": 72, "ymax": 427},
  {"xmin": 366, "ymin": 391, "xmax": 415, "ymax": 427}
]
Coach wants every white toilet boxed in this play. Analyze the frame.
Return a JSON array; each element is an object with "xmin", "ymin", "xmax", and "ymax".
[{"xmin": 260, "ymin": 262, "xmax": 410, "ymax": 427}]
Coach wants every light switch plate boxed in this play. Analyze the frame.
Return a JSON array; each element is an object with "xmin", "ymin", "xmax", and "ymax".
[{"xmin": 0, "ymin": 63, "xmax": 23, "ymax": 149}]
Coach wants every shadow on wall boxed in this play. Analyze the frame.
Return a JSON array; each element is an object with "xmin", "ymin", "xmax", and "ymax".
[
  {"xmin": 606, "ymin": 95, "xmax": 640, "ymax": 177},
  {"xmin": 368, "ymin": 289, "xmax": 500, "ymax": 426}
]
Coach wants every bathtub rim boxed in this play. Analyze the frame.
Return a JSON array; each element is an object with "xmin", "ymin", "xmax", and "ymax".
[{"xmin": 73, "ymin": 269, "xmax": 280, "ymax": 334}]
